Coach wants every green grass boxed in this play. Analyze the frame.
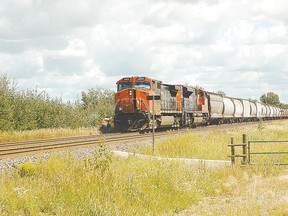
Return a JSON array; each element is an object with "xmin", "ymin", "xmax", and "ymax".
[
  {"xmin": 1, "ymin": 150, "xmax": 286, "ymax": 215},
  {"xmin": 140, "ymin": 120, "xmax": 288, "ymax": 164},
  {"xmin": 0, "ymin": 152, "xmax": 212, "ymax": 215},
  {"xmin": 0, "ymin": 120, "xmax": 288, "ymax": 215}
]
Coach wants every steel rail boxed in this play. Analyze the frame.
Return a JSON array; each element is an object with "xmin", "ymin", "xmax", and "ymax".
[
  {"xmin": 0, "ymin": 120, "xmax": 264, "ymax": 159},
  {"xmin": 0, "ymin": 132, "xmax": 135, "ymax": 148},
  {"xmin": 0, "ymin": 132, "xmax": 172, "ymax": 158},
  {"xmin": 0, "ymin": 135, "xmax": 98, "ymax": 147}
]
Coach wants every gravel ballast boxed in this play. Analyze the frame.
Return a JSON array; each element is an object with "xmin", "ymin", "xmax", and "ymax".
[{"xmin": 0, "ymin": 139, "xmax": 230, "ymax": 173}]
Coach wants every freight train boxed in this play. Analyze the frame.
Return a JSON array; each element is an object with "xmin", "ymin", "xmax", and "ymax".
[{"xmin": 114, "ymin": 76, "xmax": 288, "ymax": 132}]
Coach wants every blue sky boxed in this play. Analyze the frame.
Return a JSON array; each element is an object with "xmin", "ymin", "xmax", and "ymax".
[{"xmin": 0, "ymin": 0, "xmax": 288, "ymax": 103}]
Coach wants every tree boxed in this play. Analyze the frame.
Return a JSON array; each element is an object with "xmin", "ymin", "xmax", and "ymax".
[
  {"xmin": 279, "ymin": 103, "xmax": 288, "ymax": 109},
  {"xmin": 260, "ymin": 92, "xmax": 280, "ymax": 106},
  {"xmin": 0, "ymin": 73, "xmax": 116, "ymax": 131},
  {"xmin": 184, "ymin": 83, "xmax": 205, "ymax": 90},
  {"xmin": 81, "ymin": 87, "xmax": 115, "ymax": 126},
  {"xmin": 0, "ymin": 74, "xmax": 17, "ymax": 130},
  {"xmin": 216, "ymin": 91, "xmax": 226, "ymax": 96},
  {"xmin": 193, "ymin": 85, "xmax": 205, "ymax": 90}
]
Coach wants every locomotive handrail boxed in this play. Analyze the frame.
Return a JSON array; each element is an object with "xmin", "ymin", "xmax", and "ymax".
[{"xmin": 139, "ymin": 98, "xmax": 150, "ymax": 110}]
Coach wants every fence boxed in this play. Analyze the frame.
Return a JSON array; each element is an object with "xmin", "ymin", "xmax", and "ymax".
[
  {"xmin": 228, "ymin": 134, "xmax": 288, "ymax": 165},
  {"xmin": 248, "ymin": 140, "xmax": 288, "ymax": 165},
  {"xmin": 228, "ymin": 134, "xmax": 247, "ymax": 165}
]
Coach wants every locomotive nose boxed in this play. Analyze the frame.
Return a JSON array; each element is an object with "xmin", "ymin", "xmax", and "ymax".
[
  {"xmin": 115, "ymin": 87, "xmax": 151, "ymax": 114},
  {"xmin": 115, "ymin": 89, "xmax": 136, "ymax": 113}
]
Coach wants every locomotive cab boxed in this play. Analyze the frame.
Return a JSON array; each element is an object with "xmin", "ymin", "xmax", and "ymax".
[{"xmin": 115, "ymin": 77, "xmax": 153, "ymax": 113}]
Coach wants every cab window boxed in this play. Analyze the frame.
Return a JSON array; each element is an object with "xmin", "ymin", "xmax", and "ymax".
[
  {"xmin": 118, "ymin": 82, "xmax": 133, "ymax": 91},
  {"xmin": 135, "ymin": 82, "xmax": 150, "ymax": 90}
]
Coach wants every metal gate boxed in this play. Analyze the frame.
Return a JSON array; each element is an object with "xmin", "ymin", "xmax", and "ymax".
[{"xmin": 248, "ymin": 140, "xmax": 288, "ymax": 165}]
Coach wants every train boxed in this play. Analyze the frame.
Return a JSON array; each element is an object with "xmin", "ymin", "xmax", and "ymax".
[{"xmin": 113, "ymin": 76, "xmax": 288, "ymax": 132}]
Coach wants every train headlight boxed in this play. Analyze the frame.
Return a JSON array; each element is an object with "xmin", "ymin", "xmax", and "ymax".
[{"xmin": 129, "ymin": 90, "xmax": 132, "ymax": 96}]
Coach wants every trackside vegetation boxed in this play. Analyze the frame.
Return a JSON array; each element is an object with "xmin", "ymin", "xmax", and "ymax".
[
  {"xmin": 1, "ymin": 121, "xmax": 288, "ymax": 215},
  {"xmin": 140, "ymin": 120, "xmax": 288, "ymax": 164},
  {"xmin": 0, "ymin": 74, "xmax": 115, "ymax": 132},
  {"xmin": 1, "ymin": 150, "xmax": 287, "ymax": 215}
]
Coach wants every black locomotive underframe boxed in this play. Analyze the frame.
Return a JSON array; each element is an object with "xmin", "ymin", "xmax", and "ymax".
[
  {"xmin": 114, "ymin": 110, "xmax": 210, "ymax": 132},
  {"xmin": 114, "ymin": 111, "xmax": 149, "ymax": 132}
]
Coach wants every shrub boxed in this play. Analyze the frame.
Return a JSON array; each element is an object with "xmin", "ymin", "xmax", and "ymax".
[
  {"xmin": 85, "ymin": 143, "xmax": 113, "ymax": 174},
  {"xmin": 17, "ymin": 162, "xmax": 38, "ymax": 177}
]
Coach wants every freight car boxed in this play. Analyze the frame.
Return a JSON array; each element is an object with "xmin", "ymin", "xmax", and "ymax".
[{"xmin": 114, "ymin": 76, "xmax": 288, "ymax": 132}]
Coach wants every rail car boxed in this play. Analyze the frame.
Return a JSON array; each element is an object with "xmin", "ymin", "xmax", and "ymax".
[{"xmin": 114, "ymin": 76, "xmax": 288, "ymax": 132}]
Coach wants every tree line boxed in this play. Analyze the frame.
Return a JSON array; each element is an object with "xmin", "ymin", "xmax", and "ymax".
[
  {"xmin": 260, "ymin": 92, "xmax": 288, "ymax": 109},
  {"xmin": 194, "ymin": 85, "xmax": 288, "ymax": 108},
  {"xmin": 0, "ymin": 74, "xmax": 115, "ymax": 131}
]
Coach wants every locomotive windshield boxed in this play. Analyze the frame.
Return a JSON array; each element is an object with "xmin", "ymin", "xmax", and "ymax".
[
  {"xmin": 118, "ymin": 82, "xmax": 133, "ymax": 91},
  {"xmin": 135, "ymin": 81, "xmax": 150, "ymax": 90}
]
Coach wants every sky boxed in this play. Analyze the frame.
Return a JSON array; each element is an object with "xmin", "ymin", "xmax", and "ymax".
[{"xmin": 0, "ymin": 0, "xmax": 288, "ymax": 103}]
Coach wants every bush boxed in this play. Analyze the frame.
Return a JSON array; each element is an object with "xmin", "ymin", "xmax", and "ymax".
[
  {"xmin": 17, "ymin": 162, "xmax": 38, "ymax": 177},
  {"xmin": 85, "ymin": 143, "xmax": 113, "ymax": 174},
  {"xmin": 0, "ymin": 73, "xmax": 115, "ymax": 131}
]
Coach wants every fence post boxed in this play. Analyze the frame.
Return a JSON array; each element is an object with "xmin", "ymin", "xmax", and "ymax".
[
  {"xmin": 230, "ymin": 137, "xmax": 235, "ymax": 165},
  {"xmin": 242, "ymin": 134, "xmax": 247, "ymax": 165}
]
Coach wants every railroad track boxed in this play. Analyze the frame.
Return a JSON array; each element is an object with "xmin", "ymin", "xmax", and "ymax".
[
  {"xmin": 0, "ymin": 131, "xmax": 172, "ymax": 159},
  {"xmin": 0, "ymin": 120, "xmax": 263, "ymax": 159}
]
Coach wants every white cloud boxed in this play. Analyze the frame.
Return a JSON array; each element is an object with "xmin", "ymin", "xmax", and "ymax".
[{"xmin": 0, "ymin": 0, "xmax": 288, "ymax": 103}]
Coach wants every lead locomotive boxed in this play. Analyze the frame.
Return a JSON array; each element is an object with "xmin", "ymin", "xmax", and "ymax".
[{"xmin": 114, "ymin": 76, "xmax": 208, "ymax": 132}]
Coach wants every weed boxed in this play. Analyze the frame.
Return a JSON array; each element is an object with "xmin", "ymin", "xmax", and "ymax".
[
  {"xmin": 0, "ymin": 120, "xmax": 287, "ymax": 215},
  {"xmin": 85, "ymin": 143, "xmax": 113, "ymax": 174},
  {"xmin": 17, "ymin": 162, "xmax": 38, "ymax": 177},
  {"xmin": 257, "ymin": 118, "xmax": 265, "ymax": 133}
]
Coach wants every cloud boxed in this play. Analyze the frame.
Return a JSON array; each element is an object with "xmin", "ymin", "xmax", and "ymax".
[
  {"xmin": 0, "ymin": 0, "xmax": 288, "ymax": 103},
  {"xmin": 0, "ymin": 0, "xmax": 104, "ymax": 39},
  {"xmin": 0, "ymin": 37, "xmax": 68, "ymax": 54}
]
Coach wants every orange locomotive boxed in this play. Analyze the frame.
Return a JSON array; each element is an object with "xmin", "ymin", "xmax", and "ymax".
[{"xmin": 114, "ymin": 76, "xmax": 209, "ymax": 132}]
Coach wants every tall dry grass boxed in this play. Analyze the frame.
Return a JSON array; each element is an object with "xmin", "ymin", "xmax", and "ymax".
[
  {"xmin": 140, "ymin": 120, "xmax": 288, "ymax": 164},
  {"xmin": 0, "ymin": 120, "xmax": 288, "ymax": 215},
  {"xmin": 1, "ymin": 149, "xmax": 287, "ymax": 215},
  {"xmin": 0, "ymin": 127, "xmax": 100, "ymax": 143}
]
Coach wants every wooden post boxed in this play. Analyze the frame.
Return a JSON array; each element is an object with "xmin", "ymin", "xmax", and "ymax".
[
  {"xmin": 230, "ymin": 137, "xmax": 235, "ymax": 165},
  {"xmin": 242, "ymin": 134, "xmax": 247, "ymax": 165}
]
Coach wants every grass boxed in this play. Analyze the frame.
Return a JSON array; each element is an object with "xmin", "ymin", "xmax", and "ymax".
[
  {"xmin": 0, "ymin": 127, "xmax": 100, "ymax": 143},
  {"xmin": 0, "ymin": 120, "xmax": 288, "ymax": 215},
  {"xmin": 1, "ymin": 151, "xmax": 287, "ymax": 215},
  {"xmin": 140, "ymin": 120, "xmax": 288, "ymax": 164}
]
